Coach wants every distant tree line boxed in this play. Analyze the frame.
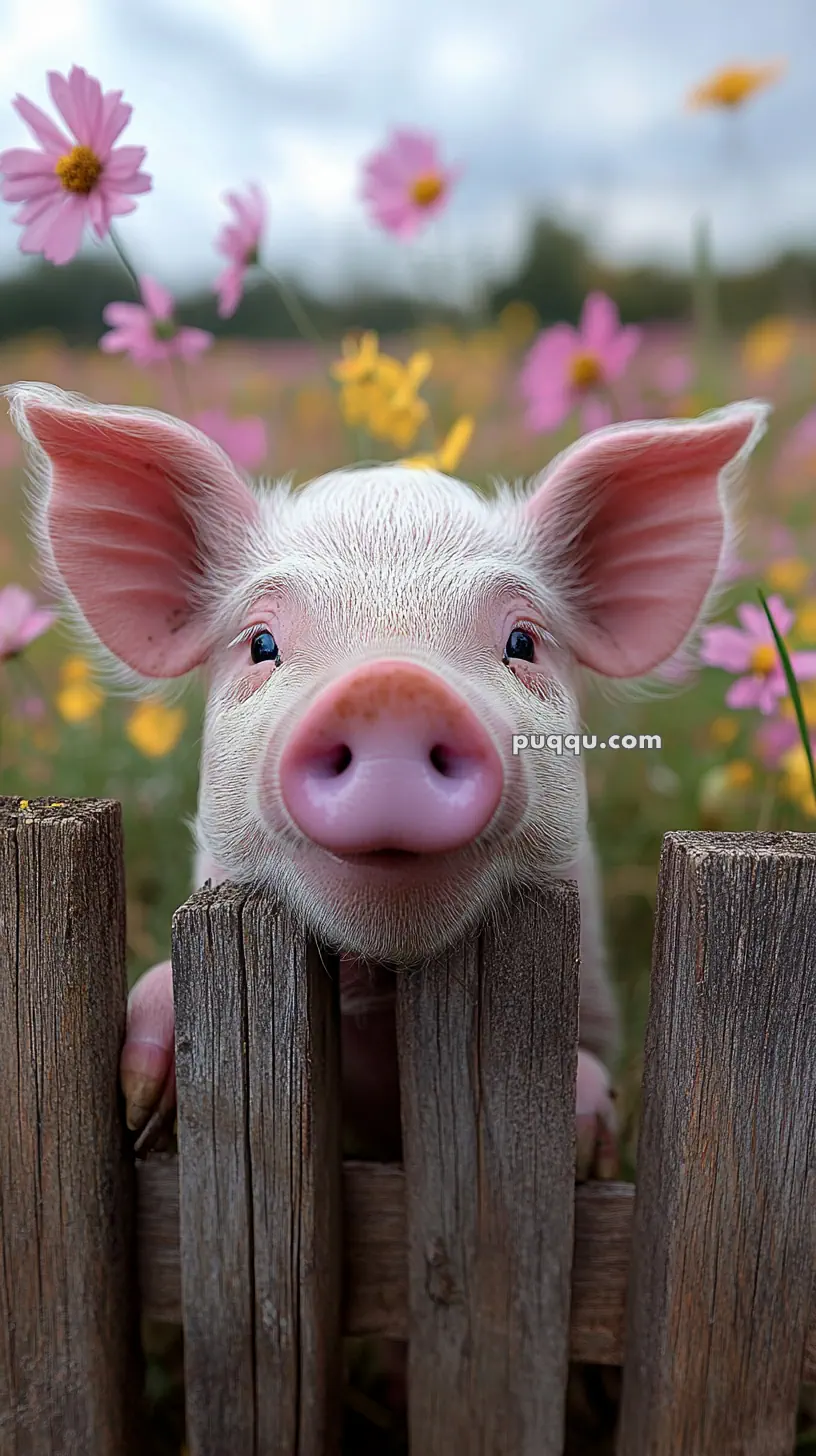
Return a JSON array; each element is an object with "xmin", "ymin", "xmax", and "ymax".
[{"xmin": 0, "ymin": 214, "xmax": 813, "ymax": 347}]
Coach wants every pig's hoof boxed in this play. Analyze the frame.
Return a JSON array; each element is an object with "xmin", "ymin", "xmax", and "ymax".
[
  {"xmin": 120, "ymin": 959, "xmax": 177, "ymax": 1152},
  {"xmin": 575, "ymin": 1047, "xmax": 619, "ymax": 1182}
]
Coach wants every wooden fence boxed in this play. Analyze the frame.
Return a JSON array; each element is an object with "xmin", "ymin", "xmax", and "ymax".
[{"xmin": 1, "ymin": 795, "xmax": 815, "ymax": 1455}]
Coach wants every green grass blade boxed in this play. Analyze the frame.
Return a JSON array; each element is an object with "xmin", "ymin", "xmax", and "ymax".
[{"xmin": 758, "ymin": 587, "xmax": 816, "ymax": 809}]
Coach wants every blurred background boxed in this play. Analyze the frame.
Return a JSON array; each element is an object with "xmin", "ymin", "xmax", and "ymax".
[{"xmin": 1, "ymin": 0, "xmax": 816, "ymax": 1450}]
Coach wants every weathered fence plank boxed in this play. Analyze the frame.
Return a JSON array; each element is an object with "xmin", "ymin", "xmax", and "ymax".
[
  {"xmin": 0, "ymin": 797, "xmax": 144, "ymax": 1456},
  {"xmin": 617, "ymin": 831, "xmax": 816, "ymax": 1456},
  {"xmin": 172, "ymin": 883, "xmax": 343, "ymax": 1456},
  {"xmin": 395, "ymin": 880, "xmax": 581, "ymax": 1455}
]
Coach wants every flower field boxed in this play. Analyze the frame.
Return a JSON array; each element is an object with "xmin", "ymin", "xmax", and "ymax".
[{"xmin": 2, "ymin": 310, "xmax": 816, "ymax": 1191}]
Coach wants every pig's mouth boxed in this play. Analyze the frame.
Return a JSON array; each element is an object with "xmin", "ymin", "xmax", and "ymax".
[{"xmin": 333, "ymin": 848, "xmax": 424, "ymax": 867}]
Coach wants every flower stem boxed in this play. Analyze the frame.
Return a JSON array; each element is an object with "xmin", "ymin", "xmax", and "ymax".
[
  {"xmin": 758, "ymin": 587, "xmax": 816, "ymax": 812},
  {"xmin": 257, "ymin": 262, "xmax": 324, "ymax": 347},
  {"xmin": 108, "ymin": 225, "xmax": 141, "ymax": 297},
  {"xmin": 691, "ymin": 213, "xmax": 719, "ymax": 392},
  {"xmin": 755, "ymin": 773, "xmax": 776, "ymax": 831},
  {"xmin": 169, "ymin": 357, "xmax": 195, "ymax": 416}
]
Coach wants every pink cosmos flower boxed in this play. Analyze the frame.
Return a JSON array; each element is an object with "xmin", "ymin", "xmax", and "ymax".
[
  {"xmin": 214, "ymin": 184, "xmax": 267, "ymax": 318},
  {"xmin": 0, "ymin": 66, "xmax": 151, "ymax": 266},
  {"xmin": 519, "ymin": 293, "xmax": 642, "ymax": 434},
  {"xmin": 360, "ymin": 129, "xmax": 461, "ymax": 239},
  {"xmin": 754, "ymin": 715, "xmax": 799, "ymax": 768},
  {"xmin": 193, "ymin": 410, "xmax": 268, "ymax": 470},
  {"xmin": 0, "ymin": 584, "xmax": 55, "ymax": 660},
  {"xmin": 699, "ymin": 596, "xmax": 816, "ymax": 714},
  {"xmin": 100, "ymin": 276, "xmax": 213, "ymax": 366},
  {"xmin": 787, "ymin": 409, "xmax": 816, "ymax": 464},
  {"xmin": 654, "ymin": 353, "xmax": 693, "ymax": 396}
]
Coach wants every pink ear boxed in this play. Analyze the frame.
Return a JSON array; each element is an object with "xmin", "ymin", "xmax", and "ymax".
[
  {"xmin": 523, "ymin": 403, "xmax": 768, "ymax": 677},
  {"xmin": 12, "ymin": 388, "xmax": 261, "ymax": 677}
]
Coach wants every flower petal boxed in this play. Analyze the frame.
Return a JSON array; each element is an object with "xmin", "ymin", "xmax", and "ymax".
[
  {"xmin": 12, "ymin": 94, "xmax": 71, "ymax": 154},
  {"xmin": 139, "ymin": 275, "xmax": 174, "ymax": 320},
  {"xmin": 725, "ymin": 675, "xmax": 764, "ymax": 709},
  {"xmin": 579, "ymin": 292, "xmax": 620, "ymax": 349}
]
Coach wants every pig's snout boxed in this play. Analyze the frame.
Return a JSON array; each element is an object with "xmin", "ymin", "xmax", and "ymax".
[{"xmin": 276, "ymin": 660, "xmax": 503, "ymax": 855}]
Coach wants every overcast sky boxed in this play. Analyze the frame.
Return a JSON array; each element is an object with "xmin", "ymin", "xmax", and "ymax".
[{"xmin": 0, "ymin": 0, "xmax": 812, "ymax": 303}]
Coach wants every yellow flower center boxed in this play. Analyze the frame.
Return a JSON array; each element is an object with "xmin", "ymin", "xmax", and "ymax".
[
  {"xmin": 54, "ymin": 144, "xmax": 103, "ymax": 194},
  {"xmin": 410, "ymin": 173, "xmax": 445, "ymax": 208},
  {"xmin": 569, "ymin": 351, "xmax": 603, "ymax": 390},
  {"xmin": 750, "ymin": 643, "xmax": 777, "ymax": 675}
]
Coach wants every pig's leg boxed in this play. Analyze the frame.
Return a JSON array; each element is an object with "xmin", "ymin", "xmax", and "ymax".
[
  {"xmin": 120, "ymin": 958, "xmax": 177, "ymax": 1148},
  {"xmin": 575, "ymin": 1047, "xmax": 618, "ymax": 1181}
]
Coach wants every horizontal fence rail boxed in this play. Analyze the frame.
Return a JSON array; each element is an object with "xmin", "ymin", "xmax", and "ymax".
[{"xmin": 135, "ymin": 1157, "xmax": 816, "ymax": 1382}]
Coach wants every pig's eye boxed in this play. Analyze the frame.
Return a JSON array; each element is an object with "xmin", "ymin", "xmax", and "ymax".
[
  {"xmin": 250, "ymin": 630, "xmax": 280, "ymax": 665},
  {"xmin": 503, "ymin": 629, "xmax": 536, "ymax": 663}
]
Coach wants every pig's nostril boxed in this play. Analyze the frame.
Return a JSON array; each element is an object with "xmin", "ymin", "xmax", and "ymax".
[
  {"xmin": 329, "ymin": 743, "xmax": 352, "ymax": 775},
  {"xmin": 429, "ymin": 744, "xmax": 452, "ymax": 776}
]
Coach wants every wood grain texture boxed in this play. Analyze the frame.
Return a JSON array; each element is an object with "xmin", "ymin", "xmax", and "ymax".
[
  {"xmin": 139, "ymin": 1156, "xmax": 648, "ymax": 1360},
  {"xmin": 172, "ymin": 882, "xmax": 343, "ymax": 1456},
  {"xmin": 0, "ymin": 797, "xmax": 144, "ymax": 1456},
  {"xmin": 617, "ymin": 831, "xmax": 816, "ymax": 1456},
  {"xmin": 395, "ymin": 880, "xmax": 581, "ymax": 1454}
]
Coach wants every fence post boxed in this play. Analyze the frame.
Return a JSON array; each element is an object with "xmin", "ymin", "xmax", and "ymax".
[
  {"xmin": 0, "ymin": 796, "xmax": 144, "ymax": 1455},
  {"xmin": 172, "ymin": 882, "xmax": 343, "ymax": 1456},
  {"xmin": 617, "ymin": 830, "xmax": 816, "ymax": 1456},
  {"xmin": 395, "ymin": 879, "xmax": 581, "ymax": 1455}
]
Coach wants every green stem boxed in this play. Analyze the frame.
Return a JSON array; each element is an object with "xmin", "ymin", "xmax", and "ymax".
[
  {"xmin": 108, "ymin": 224, "xmax": 141, "ymax": 297},
  {"xmin": 758, "ymin": 587, "xmax": 816, "ymax": 811},
  {"xmin": 691, "ymin": 213, "xmax": 719, "ymax": 393},
  {"xmin": 257, "ymin": 261, "xmax": 324, "ymax": 347},
  {"xmin": 755, "ymin": 773, "xmax": 776, "ymax": 831},
  {"xmin": 169, "ymin": 356, "xmax": 195, "ymax": 417}
]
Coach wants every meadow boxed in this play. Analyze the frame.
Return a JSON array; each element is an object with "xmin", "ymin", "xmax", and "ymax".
[{"xmin": 2, "ymin": 309, "xmax": 816, "ymax": 1188}]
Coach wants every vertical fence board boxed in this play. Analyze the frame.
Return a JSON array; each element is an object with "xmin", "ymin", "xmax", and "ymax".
[
  {"xmin": 0, "ymin": 797, "xmax": 144, "ymax": 1456},
  {"xmin": 396, "ymin": 880, "xmax": 580, "ymax": 1454},
  {"xmin": 617, "ymin": 831, "xmax": 816, "ymax": 1456},
  {"xmin": 173, "ymin": 883, "xmax": 343, "ymax": 1456}
]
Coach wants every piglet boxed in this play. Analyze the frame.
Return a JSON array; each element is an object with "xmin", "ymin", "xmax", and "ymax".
[{"xmin": 7, "ymin": 382, "xmax": 768, "ymax": 1178}]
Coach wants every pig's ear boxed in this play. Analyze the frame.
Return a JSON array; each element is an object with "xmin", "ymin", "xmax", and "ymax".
[
  {"xmin": 7, "ymin": 383, "xmax": 261, "ymax": 678},
  {"xmin": 521, "ymin": 402, "xmax": 769, "ymax": 678}
]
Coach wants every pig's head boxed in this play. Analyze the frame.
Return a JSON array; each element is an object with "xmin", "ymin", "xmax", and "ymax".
[{"xmin": 8, "ymin": 383, "xmax": 767, "ymax": 964}]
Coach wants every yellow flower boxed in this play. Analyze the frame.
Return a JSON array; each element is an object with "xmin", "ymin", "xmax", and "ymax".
[
  {"xmin": 497, "ymin": 301, "xmax": 540, "ymax": 347},
  {"xmin": 329, "ymin": 331, "xmax": 380, "ymax": 383},
  {"xmin": 339, "ymin": 378, "xmax": 388, "ymax": 429},
  {"xmin": 779, "ymin": 743, "xmax": 816, "ymax": 816},
  {"xmin": 400, "ymin": 415, "xmax": 475, "ymax": 473},
  {"xmin": 741, "ymin": 316, "xmax": 796, "ymax": 377},
  {"xmin": 686, "ymin": 60, "xmax": 786, "ymax": 110},
  {"xmin": 56, "ymin": 681, "xmax": 105, "ymax": 723},
  {"xmin": 723, "ymin": 760, "xmax": 754, "ymax": 789},
  {"xmin": 56, "ymin": 657, "xmax": 104, "ymax": 722},
  {"xmin": 60, "ymin": 655, "xmax": 93, "ymax": 684},
  {"xmin": 794, "ymin": 597, "xmax": 816, "ymax": 642},
  {"xmin": 367, "ymin": 394, "xmax": 429, "ymax": 449},
  {"xmin": 125, "ymin": 700, "xmax": 186, "ymax": 758},
  {"xmin": 709, "ymin": 716, "xmax": 739, "ymax": 747},
  {"xmin": 765, "ymin": 557, "xmax": 810, "ymax": 596}
]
